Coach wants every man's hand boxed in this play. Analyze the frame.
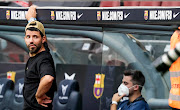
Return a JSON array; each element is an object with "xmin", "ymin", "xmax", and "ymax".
[
  {"xmin": 112, "ymin": 93, "xmax": 126, "ymax": 103},
  {"xmin": 35, "ymin": 75, "xmax": 54, "ymax": 107},
  {"xmin": 26, "ymin": 5, "xmax": 37, "ymax": 21},
  {"xmin": 36, "ymin": 94, "xmax": 52, "ymax": 107},
  {"xmin": 110, "ymin": 93, "xmax": 126, "ymax": 110}
]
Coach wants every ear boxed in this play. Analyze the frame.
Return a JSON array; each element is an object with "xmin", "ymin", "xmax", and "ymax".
[
  {"xmin": 42, "ymin": 36, "xmax": 46, "ymax": 43},
  {"xmin": 134, "ymin": 85, "xmax": 139, "ymax": 91}
]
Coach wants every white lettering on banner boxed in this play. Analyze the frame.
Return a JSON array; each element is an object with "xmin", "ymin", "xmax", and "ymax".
[
  {"xmin": 11, "ymin": 11, "xmax": 27, "ymax": 20},
  {"xmin": 149, "ymin": 10, "xmax": 172, "ymax": 20},
  {"xmin": 56, "ymin": 11, "xmax": 76, "ymax": 20},
  {"xmin": 102, "ymin": 11, "xmax": 123, "ymax": 20}
]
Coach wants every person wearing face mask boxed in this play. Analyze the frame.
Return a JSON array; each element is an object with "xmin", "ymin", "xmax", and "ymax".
[{"xmin": 110, "ymin": 70, "xmax": 151, "ymax": 110}]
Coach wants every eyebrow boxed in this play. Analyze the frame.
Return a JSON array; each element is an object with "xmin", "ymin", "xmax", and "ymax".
[{"xmin": 122, "ymin": 80, "xmax": 128, "ymax": 84}]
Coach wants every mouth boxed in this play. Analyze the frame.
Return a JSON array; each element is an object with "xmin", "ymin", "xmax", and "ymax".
[{"xmin": 28, "ymin": 44, "xmax": 36, "ymax": 48}]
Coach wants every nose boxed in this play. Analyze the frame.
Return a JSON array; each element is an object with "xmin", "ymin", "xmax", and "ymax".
[{"xmin": 29, "ymin": 37, "xmax": 34, "ymax": 43}]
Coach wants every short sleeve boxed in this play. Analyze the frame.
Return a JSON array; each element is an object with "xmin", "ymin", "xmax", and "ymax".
[{"xmin": 39, "ymin": 58, "xmax": 55, "ymax": 78}]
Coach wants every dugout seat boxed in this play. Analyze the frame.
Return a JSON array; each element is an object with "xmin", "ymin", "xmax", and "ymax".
[
  {"xmin": 0, "ymin": 78, "xmax": 14, "ymax": 110},
  {"xmin": 100, "ymin": 1, "xmax": 120, "ymax": 7},
  {"xmin": 11, "ymin": 78, "xmax": 24, "ymax": 110},
  {"xmin": 53, "ymin": 79, "xmax": 82, "ymax": 110}
]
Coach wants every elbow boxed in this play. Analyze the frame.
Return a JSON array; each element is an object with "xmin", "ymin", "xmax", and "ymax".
[{"xmin": 44, "ymin": 75, "xmax": 54, "ymax": 83}]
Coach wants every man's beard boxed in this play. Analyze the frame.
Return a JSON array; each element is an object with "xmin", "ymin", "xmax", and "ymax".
[{"xmin": 28, "ymin": 43, "xmax": 41, "ymax": 54}]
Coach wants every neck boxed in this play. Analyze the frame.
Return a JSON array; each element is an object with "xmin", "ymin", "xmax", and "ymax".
[
  {"xmin": 29, "ymin": 46, "xmax": 46, "ymax": 57},
  {"xmin": 129, "ymin": 92, "xmax": 141, "ymax": 102}
]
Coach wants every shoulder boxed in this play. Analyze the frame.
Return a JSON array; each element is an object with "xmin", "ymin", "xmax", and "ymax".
[
  {"xmin": 36, "ymin": 51, "xmax": 54, "ymax": 65},
  {"xmin": 38, "ymin": 51, "xmax": 52, "ymax": 60},
  {"xmin": 131, "ymin": 100, "xmax": 151, "ymax": 110},
  {"xmin": 117, "ymin": 100, "xmax": 129, "ymax": 108}
]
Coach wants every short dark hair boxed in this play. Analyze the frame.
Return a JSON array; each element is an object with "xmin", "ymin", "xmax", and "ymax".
[
  {"xmin": 25, "ymin": 27, "xmax": 44, "ymax": 37},
  {"xmin": 123, "ymin": 69, "xmax": 145, "ymax": 92}
]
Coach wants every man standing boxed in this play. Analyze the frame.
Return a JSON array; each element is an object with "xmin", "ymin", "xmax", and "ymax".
[
  {"xmin": 169, "ymin": 30, "xmax": 180, "ymax": 110},
  {"xmin": 23, "ymin": 6, "xmax": 57, "ymax": 110},
  {"xmin": 110, "ymin": 70, "xmax": 150, "ymax": 110}
]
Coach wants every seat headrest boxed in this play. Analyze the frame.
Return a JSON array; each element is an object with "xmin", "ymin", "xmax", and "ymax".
[
  {"xmin": 14, "ymin": 78, "xmax": 24, "ymax": 102},
  {"xmin": 58, "ymin": 80, "xmax": 79, "ymax": 104},
  {"xmin": 0, "ymin": 78, "xmax": 14, "ymax": 102}
]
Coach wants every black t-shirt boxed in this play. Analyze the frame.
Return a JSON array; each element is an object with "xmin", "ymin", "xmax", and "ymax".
[{"xmin": 23, "ymin": 51, "xmax": 57, "ymax": 110}]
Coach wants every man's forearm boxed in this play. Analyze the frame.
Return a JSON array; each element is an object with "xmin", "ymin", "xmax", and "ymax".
[
  {"xmin": 110, "ymin": 104, "xmax": 117, "ymax": 110},
  {"xmin": 36, "ymin": 75, "xmax": 54, "ymax": 98},
  {"xmin": 26, "ymin": 5, "xmax": 37, "ymax": 21}
]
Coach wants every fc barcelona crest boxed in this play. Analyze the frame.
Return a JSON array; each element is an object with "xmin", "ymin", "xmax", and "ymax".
[
  {"xmin": 97, "ymin": 11, "xmax": 101, "ymax": 21},
  {"xmin": 7, "ymin": 71, "xmax": 16, "ymax": 82},
  {"xmin": 144, "ymin": 10, "xmax": 148, "ymax": 20},
  {"xmin": 93, "ymin": 73, "xmax": 105, "ymax": 99},
  {"xmin": 51, "ymin": 11, "xmax": 55, "ymax": 20},
  {"xmin": 6, "ymin": 10, "xmax": 10, "ymax": 20}
]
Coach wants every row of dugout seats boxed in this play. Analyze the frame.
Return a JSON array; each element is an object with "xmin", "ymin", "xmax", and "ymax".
[
  {"xmin": 100, "ymin": 1, "xmax": 180, "ymax": 7},
  {"xmin": 0, "ymin": 78, "xmax": 82, "ymax": 110}
]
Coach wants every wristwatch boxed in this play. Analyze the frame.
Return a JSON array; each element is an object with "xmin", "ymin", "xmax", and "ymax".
[
  {"xmin": 112, "ymin": 101, "xmax": 118, "ymax": 105},
  {"xmin": 28, "ymin": 17, "xmax": 37, "ymax": 23}
]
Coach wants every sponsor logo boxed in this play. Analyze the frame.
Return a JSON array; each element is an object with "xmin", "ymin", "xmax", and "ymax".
[
  {"xmin": 59, "ymin": 85, "xmax": 68, "ymax": 100},
  {"xmin": 97, "ymin": 11, "xmax": 101, "ymax": 21},
  {"xmin": 0, "ymin": 84, "xmax": 4, "ymax": 94},
  {"xmin": 56, "ymin": 11, "xmax": 76, "ymax": 20},
  {"xmin": 144, "ymin": 10, "xmax": 148, "ymax": 20},
  {"xmin": 59, "ymin": 96, "xmax": 68, "ymax": 100},
  {"xmin": 15, "ymin": 94, "xmax": 23, "ymax": 98},
  {"xmin": 19, "ymin": 83, "xmax": 24, "ymax": 94},
  {"xmin": 6, "ymin": 10, "xmax": 10, "ymax": 20},
  {"xmin": 62, "ymin": 85, "xmax": 68, "ymax": 96},
  {"xmin": 51, "ymin": 11, "xmax": 55, "ymax": 20},
  {"xmin": 64, "ymin": 73, "xmax": 76, "ymax": 80},
  {"xmin": 77, "ymin": 13, "xmax": 83, "ymax": 19},
  {"xmin": 102, "ymin": 11, "xmax": 123, "ymax": 20},
  {"xmin": 10, "ymin": 11, "xmax": 27, "ymax": 20},
  {"xmin": 124, "ymin": 13, "xmax": 130, "ymax": 18},
  {"xmin": 173, "ymin": 12, "xmax": 179, "ymax": 18},
  {"xmin": 59, "ymin": 84, "xmax": 68, "ymax": 100},
  {"xmin": 15, "ymin": 83, "xmax": 24, "ymax": 98},
  {"xmin": 93, "ymin": 73, "xmax": 105, "ymax": 99},
  {"xmin": 149, "ymin": 10, "xmax": 172, "ymax": 20},
  {"xmin": 0, "ymin": 84, "xmax": 4, "ymax": 98}
]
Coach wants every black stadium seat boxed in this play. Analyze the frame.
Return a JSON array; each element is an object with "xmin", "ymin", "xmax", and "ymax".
[
  {"xmin": 11, "ymin": 78, "xmax": 24, "ymax": 110},
  {"xmin": 0, "ymin": 78, "xmax": 14, "ymax": 110},
  {"xmin": 53, "ymin": 79, "xmax": 82, "ymax": 110}
]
